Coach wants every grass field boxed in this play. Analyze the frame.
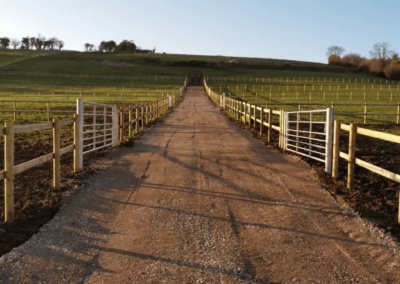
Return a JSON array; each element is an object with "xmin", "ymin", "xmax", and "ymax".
[
  {"xmin": 206, "ymin": 77, "xmax": 400, "ymax": 124},
  {"xmin": 0, "ymin": 49, "xmax": 353, "ymax": 77},
  {"xmin": 1, "ymin": 49, "xmax": 399, "ymax": 125}
]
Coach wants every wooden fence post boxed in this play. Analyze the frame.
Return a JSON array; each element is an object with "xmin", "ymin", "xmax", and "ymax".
[
  {"xmin": 364, "ymin": 103, "xmax": 367, "ymax": 124},
  {"xmin": 129, "ymin": 105, "xmax": 133, "ymax": 137},
  {"xmin": 253, "ymin": 105, "xmax": 256, "ymax": 128},
  {"xmin": 347, "ymin": 123, "xmax": 356, "ymax": 189},
  {"xmin": 248, "ymin": 104, "xmax": 252, "ymax": 128},
  {"xmin": 260, "ymin": 107, "xmax": 264, "ymax": 136},
  {"xmin": 145, "ymin": 103, "xmax": 148, "ymax": 125},
  {"xmin": 243, "ymin": 102, "xmax": 247, "ymax": 125},
  {"xmin": 47, "ymin": 101, "xmax": 50, "ymax": 122},
  {"xmin": 53, "ymin": 118, "xmax": 60, "ymax": 189},
  {"xmin": 13, "ymin": 100, "xmax": 16, "ymax": 122},
  {"xmin": 268, "ymin": 108, "xmax": 272, "ymax": 143},
  {"xmin": 332, "ymin": 120, "xmax": 340, "ymax": 178},
  {"xmin": 141, "ymin": 103, "xmax": 144, "ymax": 130},
  {"xmin": 4, "ymin": 122, "xmax": 14, "ymax": 222},
  {"xmin": 397, "ymin": 103, "xmax": 400, "ymax": 125},
  {"xmin": 135, "ymin": 105, "xmax": 139, "ymax": 132}
]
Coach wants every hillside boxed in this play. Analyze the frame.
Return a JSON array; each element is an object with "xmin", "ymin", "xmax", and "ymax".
[{"xmin": 0, "ymin": 49, "xmax": 368, "ymax": 80}]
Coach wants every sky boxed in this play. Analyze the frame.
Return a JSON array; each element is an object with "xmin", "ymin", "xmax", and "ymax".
[{"xmin": 1, "ymin": 0, "xmax": 399, "ymax": 63}]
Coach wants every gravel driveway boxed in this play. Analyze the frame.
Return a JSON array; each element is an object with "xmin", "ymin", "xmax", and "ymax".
[{"xmin": 1, "ymin": 86, "xmax": 400, "ymax": 283}]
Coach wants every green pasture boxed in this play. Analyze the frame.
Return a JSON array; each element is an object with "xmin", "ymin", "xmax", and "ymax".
[
  {"xmin": 207, "ymin": 78, "xmax": 400, "ymax": 124},
  {"xmin": 0, "ymin": 50, "xmax": 354, "ymax": 78}
]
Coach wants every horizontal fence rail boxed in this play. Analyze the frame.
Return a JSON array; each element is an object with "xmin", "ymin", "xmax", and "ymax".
[
  {"xmin": 0, "ymin": 71, "xmax": 185, "ymax": 80},
  {"xmin": 205, "ymin": 76, "xmax": 399, "ymax": 85},
  {"xmin": 2, "ymin": 78, "xmax": 187, "ymax": 223},
  {"xmin": 204, "ymin": 78, "xmax": 400, "ymax": 223}
]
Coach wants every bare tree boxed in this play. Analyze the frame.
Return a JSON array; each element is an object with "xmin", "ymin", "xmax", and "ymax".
[
  {"xmin": 11, "ymin": 39, "xmax": 20, "ymax": 49},
  {"xmin": 57, "ymin": 40, "xmax": 64, "ymax": 51},
  {"xmin": 35, "ymin": 33, "xmax": 46, "ymax": 50},
  {"xmin": 48, "ymin": 37, "xmax": 58, "ymax": 50},
  {"xmin": 370, "ymin": 42, "xmax": 394, "ymax": 61},
  {"xmin": 326, "ymin": 46, "xmax": 345, "ymax": 57},
  {"xmin": 29, "ymin": 37, "xmax": 35, "ymax": 49}
]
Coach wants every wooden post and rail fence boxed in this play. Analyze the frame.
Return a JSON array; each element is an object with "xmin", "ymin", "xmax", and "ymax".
[
  {"xmin": 204, "ymin": 78, "xmax": 400, "ymax": 224},
  {"xmin": 1, "ymin": 84, "xmax": 186, "ymax": 223}
]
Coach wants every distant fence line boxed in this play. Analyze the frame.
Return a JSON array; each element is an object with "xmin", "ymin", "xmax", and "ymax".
[
  {"xmin": 0, "ymin": 87, "xmax": 185, "ymax": 122},
  {"xmin": 0, "ymin": 84, "xmax": 180, "ymax": 91},
  {"xmin": 205, "ymin": 76, "xmax": 400, "ymax": 85},
  {"xmin": 0, "ymin": 91, "xmax": 179, "ymax": 103},
  {"xmin": 205, "ymin": 79, "xmax": 400, "ymax": 124},
  {"xmin": 259, "ymin": 102, "xmax": 400, "ymax": 124},
  {"xmin": 225, "ymin": 91, "xmax": 400, "ymax": 102},
  {"xmin": 0, "ymin": 71, "xmax": 185, "ymax": 80},
  {"xmin": 0, "ymin": 53, "xmax": 49, "ymax": 68}
]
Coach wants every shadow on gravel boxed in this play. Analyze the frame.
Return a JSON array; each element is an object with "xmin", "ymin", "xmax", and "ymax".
[{"xmin": 83, "ymin": 243, "xmax": 277, "ymax": 284}]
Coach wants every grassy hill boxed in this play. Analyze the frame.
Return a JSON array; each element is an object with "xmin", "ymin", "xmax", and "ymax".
[{"xmin": 0, "ymin": 49, "xmax": 367, "ymax": 80}]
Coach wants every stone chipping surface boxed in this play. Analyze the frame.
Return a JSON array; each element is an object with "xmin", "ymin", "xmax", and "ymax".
[{"xmin": 1, "ymin": 86, "xmax": 400, "ymax": 283}]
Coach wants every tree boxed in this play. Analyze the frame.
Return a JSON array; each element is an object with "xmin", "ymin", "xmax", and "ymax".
[
  {"xmin": 370, "ymin": 42, "xmax": 394, "ymax": 61},
  {"xmin": 100, "ymin": 40, "xmax": 117, "ymax": 52},
  {"xmin": 57, "ymin": 40, "xmax": 64, "ymax": 51},
  {"xmin": 11, "ymin": 39, "xmax": 20, "ymax": 49},
  {"xmin": 0, "ymin": 37, "xmax": 10, "ymax": 49},
  {"xmin": 326, "ymin": 46, "xmax": 345, "ymax": 57},
  {"xmin": 152, "ymin": 47, "xmax": 156, "ymax": 54},
  {"xmin": 29, "ymin": 37, "xmax": 35, "ymax": 49},
  {"xmin": 21, "ymin": 37, "xmax": 30, "ymax": 49},
  {"xmin": 48, "ymin": 37, "xmax": 58, "ymax": 50},
  {"xmin": 35, "ymin": 33, "xmax": 46, "ymax": 50},
  {"xmin": 341, "ymin": 53, "xmax": 363, "ymax": 66},
  {"xmin": 84, "ymin": 43, "xmax": 91, "ymax": 52},
  {"xmin": 116, "ymin": 40, "xmax": 137, "ymax": 53}
]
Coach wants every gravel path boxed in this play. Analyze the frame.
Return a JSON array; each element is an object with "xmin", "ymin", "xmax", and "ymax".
[{"xmin": 1, "ymin": 86, "xmax": 400, "ymax": 283}]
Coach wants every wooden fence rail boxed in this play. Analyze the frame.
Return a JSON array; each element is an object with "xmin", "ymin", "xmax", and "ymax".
[
  {"xmin": 3, "ymin": 116, "xmax": 76, "ymax": 222},
  {"xmin": 0, "ymin": 88, "xmax": 185, "ymax": 123},
  {"xmin": 205, "ymin": 78, "xmax": 283, "ymax": 144},
  {"xmin": 205, "ymin": 78, "xmax": 400, "ymax": 223},
  {"xmin": 332, "ymin": 121, "xmax": 400, "ymax": 222},
  {"xmin": 2, "ymin": 85, "xmax": 186, "ymax": 223},
  {"xmin": 205, "ymin": 76, "xmax": 399, "ymax": 85},
  {"xmin": 0, "ymin": 71, "xmax": 184, "ymax": 81}
]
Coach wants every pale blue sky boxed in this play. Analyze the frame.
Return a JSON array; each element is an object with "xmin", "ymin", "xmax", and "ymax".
[{"xmin": 1, "ymin": 0, "xmax": 398, "ymax": 63}]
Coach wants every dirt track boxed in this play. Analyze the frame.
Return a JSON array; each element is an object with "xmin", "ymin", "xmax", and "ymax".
[{"xmin": 1, "ymin": 87, "xmax": 400, "ymax": 283}]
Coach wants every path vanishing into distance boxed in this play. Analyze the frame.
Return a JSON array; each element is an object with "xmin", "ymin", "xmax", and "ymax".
[{"xmin": 2, "ymin": 87, "xmax": 400, "ymax": 283}]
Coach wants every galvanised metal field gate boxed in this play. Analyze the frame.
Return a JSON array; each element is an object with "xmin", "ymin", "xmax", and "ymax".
[
  {"xmin": 284, "ymin": 108, "xmax": 333, "ymax": 173},
  {"xmin": 76, "ymin": 99, "xmax": 118, "ymax": 170}
]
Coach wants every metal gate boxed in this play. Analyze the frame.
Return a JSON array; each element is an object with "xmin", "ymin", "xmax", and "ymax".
[
  {"xmin": 284, "ymin": 108, "xmax": 333, "ymax": 173},
  {"xmin": 76, "ymin": 99, "xmax": 118, "ymax": 170}
]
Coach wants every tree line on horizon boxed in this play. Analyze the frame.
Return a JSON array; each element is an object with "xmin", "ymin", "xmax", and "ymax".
[
  {"xmin": 326, "ymin": 42, "xmax": 400, "ymax": 80},
  {"xmin": 0, "ymin": 34, "xmax": 64, "ymax": 51},
  {"xmin": 83, "ymin": 40, "xmax": 156, "ymax": 54}
]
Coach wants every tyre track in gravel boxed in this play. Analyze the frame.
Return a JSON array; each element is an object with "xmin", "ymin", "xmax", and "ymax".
[{"xmin": 1, "ymin": 86, "xmax": 400, "ymax": 283}]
